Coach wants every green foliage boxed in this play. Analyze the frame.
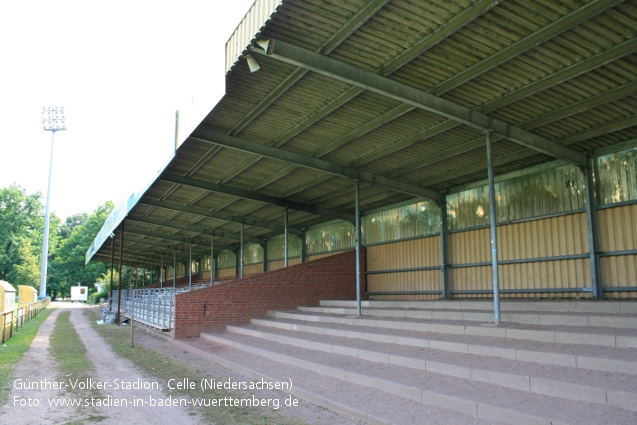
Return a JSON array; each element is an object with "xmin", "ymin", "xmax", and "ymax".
[
  {"xmin": 48, "ymin": 201, "xmax": 114, "ymax": 299},
  {"xmin": 0, "ymin": 184, "xmax": 45, "ymax": 284},
  {"xmin": 0, "ymin": 184, "xmax": 113, "ymax": 300}
]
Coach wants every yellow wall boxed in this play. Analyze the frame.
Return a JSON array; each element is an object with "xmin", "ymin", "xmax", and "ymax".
[{"xmin": 598, "ymin": 204, "xmax": 637, "ymax": 298}]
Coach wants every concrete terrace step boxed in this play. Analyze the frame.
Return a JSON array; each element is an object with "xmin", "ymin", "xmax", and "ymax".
[
  {"xmin": 200, "ymin": 330, "xmax": 637, "ymax": 425},
  {"xmin": 249, "ymin": 317, "xmax": 637, "ymax": 374},
  {"xmin": 175, "ymin": 337, "xmax": 508, "ymax": 425},
  {"xmin": 299, "ymin": 306, "xmax": 637, "ymax": 329},
  {"xmin": 227, "ymin": 322, "xmax": 637, "ymax": 408},
  {"xmin": 320, "ymin": 299, "xmax": 637, "ymax": 314},
  {"xmin": 269, "ymin": 310, "xmax": 637, "ymax": 348}
]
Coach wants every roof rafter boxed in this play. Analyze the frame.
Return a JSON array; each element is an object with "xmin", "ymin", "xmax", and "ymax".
[
  {"xmin": 124, "ymin": 226, "xmax": 235, "ymax": 253},
  {"xmin": 189, "ymin": 128, "xmax": 442, "ymax": 202},
  {"xmin": 128, "ymin": 213, "xmax": 266, "ymax": 245},
  {"xmin": 250, "ymin": 39, "xmax": 587, "ymax": 167},
  {"xmin": 160, "ymin": 173, "xmax": 355, "ymax": 223},
  {"xmin": 141, "ymin": 197, "xmax": 305, "ymax": 236}
]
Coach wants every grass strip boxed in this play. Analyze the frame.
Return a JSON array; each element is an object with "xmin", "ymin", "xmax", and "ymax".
[
  {"xmin": 49, "ymin": 310, "xmax": 107, "ymax": 423},
  {"xmin": 87, "ymin": 309, "xmax": 306, "ymax": 425},
  {"xmin": 0, "ymin": 306, "xmax": 55, "ymax": 404}
]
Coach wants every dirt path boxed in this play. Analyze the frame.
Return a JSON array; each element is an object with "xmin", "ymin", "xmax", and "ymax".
[
  {"xmin": 2, "ymin": 302, "xmax": 359, "ymax": 425},
  {"xmin": 69, "ymin": 304, "xmax": 201, "ymax": 424},
  {"xmin": 1, "ymin": 302, "xmax": 199, "ymax": 425}
]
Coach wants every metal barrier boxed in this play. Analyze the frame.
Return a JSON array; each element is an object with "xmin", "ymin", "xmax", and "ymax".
[
  {"xmin": 1, "ymin": 299, "xmax": 49, "ymax": 343},
  {"xmin": 110, "ymin": 281, "xmax": 219, "ymax": 330}
]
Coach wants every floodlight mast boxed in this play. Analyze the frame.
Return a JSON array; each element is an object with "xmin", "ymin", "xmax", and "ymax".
[{"xmin": 40, "ymin": 107, "xmax": 66, "ymax": 299}]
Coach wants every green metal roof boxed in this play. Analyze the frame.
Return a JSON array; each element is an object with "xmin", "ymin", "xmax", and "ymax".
[{"xmin": 87, "ymin": 0, "xmax": 637, "ymax": 266}]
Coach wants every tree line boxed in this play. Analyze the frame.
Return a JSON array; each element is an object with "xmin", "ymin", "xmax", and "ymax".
[{"xmin": 0, "ymin": 184, "xmax": 113, "ymax": 300}]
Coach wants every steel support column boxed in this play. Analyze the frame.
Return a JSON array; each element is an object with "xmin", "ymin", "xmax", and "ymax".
[
  {"xmin": 355, "ymin": 180, "xmax": 362, "ymax": 316},
  {"xmin": 240, "ymin": 224, "xmax": 244, "ymax": 278},
  {"xmin": 173, "ymin": 248, "xmax": 176, "ymax": 289},
  {"xmin": 188, "ymin": 243, "xmax": 192, "ymax": 291},
  {"xmin": 582, "ymin": 163, "xmax": 603, "ymax": 299},
  {"xmin": 263, "ymin": 241, "xmax": 268, "ymax": 272},
  {"xmin": 210, "ymin": 237, "xmax": 215, "ymax": 284},
  {"xmin": 160, "ymin": 254, "xmax": 164, "ymax": 289},
  {"xmin": 109, "ymin": 236, "xmax": 115, "ymax": 308},
  {"xmin": 117, "ymin": 221, "xmax": 124, "ymax": 325},
  {"xmin": 486, "ymin": 130, "xmax": 501, "ymax": 324},
  {"xmin": 301, "ymin": 232, "xmax": 307, "ymax": 263},
  {"xmin": 439, "ymin": 196, "xmax": 451, "ymax": 299},
  {"xmin": 284, "ymin": 206, "xmax": 289, "ymax": 267}
]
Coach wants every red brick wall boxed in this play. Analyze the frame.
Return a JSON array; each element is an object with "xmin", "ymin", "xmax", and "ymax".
[{"xmin": 173, "ymin": 249, "xmax": 366, "ymax": 338}]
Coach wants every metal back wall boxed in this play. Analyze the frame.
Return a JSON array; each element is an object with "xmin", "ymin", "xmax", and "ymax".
[
  {"xmin": 450, "ymin": 213, "xmax": 591, "ymax": 299},
  {"xmin": 367, "ymin": 236, "xmax": 441, "ymax": 300},
  {"xmin": 598, "ymin": 204, "xmax": 637, "ymax": 297}
]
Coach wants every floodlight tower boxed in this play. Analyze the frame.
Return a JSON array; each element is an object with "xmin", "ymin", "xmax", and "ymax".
[{"xmin": 40, "ymin": 107, "xmax": 66, "ymax": 298}]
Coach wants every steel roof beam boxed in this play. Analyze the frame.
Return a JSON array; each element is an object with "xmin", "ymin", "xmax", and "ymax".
[
  {"xmin": 122, "ymin": 237, "xmax": 232, "ymax": 256},
  {"xmin": 128, "ymin": 214, "xmax": 266, "ymax": 245},
  {"xmin": 190, "ymin": 129, "xmax": 441, "ymax": 202},
  {"xmin": 251, "ymin": 39, "xmax": 587, "ymax": 167},
  {"xmin": 388, "ymin": 80, "xmax": 637, "ymax": 178},
  {"xmin": 160, "ymin": 173, "xmax": 355, "ymax": 223},
  {"xmin": 423, "ymin": 113, "xmax": 637, "ymax": 187},
  {"xmin": 213, "ymin": 0, "xmax": 499, "ymax": 190},
  {"xmin": 124, "ymin": 226, "xmax": 235, "ymax": 253},
  {"xmin": 141, "ymin": 197, "xmax": 305, "ymax": 236},
  {"xmin": 352, "ymin": 38, "xmax": 637, "ymax": 169}
]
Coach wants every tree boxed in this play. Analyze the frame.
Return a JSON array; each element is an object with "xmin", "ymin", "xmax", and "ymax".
[
  {"xmin": 47, "ymin": 201, "xmax": 113, "ymax": 299},
  {"xmin": 0, "ymin": 184, "xmax": 47, "ymax": 284}
]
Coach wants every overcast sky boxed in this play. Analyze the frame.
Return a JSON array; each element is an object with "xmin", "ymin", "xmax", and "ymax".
[{"xmin": 0, "ymin": 0, "xmax": 256, "ymax": 219}]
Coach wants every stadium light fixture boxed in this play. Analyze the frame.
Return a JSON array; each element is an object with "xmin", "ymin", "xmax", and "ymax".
[{"xmin": 39, "ymin": 106, "xmax": 66, "ymax": 299}]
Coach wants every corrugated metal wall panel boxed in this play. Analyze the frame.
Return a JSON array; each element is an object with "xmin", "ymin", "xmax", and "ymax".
[
  {"xmin": 218, "ymin": 268, "xmax": 237, "ymax": 278},
  {"xmin": 598, "ymin": 204, "xmax": 637, "ymax": 299},
  {"xmin": 601, "ymin": 255, "xmax": 637, "ymax": 299},
  {"xmin": 366, "ymin": 237, "xmax": 440, "ymax": 271},
  {"xmin": 598, "ymin": 204, "xmax": 637, "ymax": 251},
  {"xmin": 449, "ymin": 228, "xmax": 490, "ymax": 264},
  {"xmin": 367, "ymin": 271, "xmax": 440, "ymax": 301},
  {"xmin": 498, "ymin": 213, "xmax": 589, "ymax": 260},
  {"xmin": 244, "ymin": 264, "xmax": 263, "ymax": 276},
  {"xmin": 267, "ymin": 258, "xmax": 302, "ymax": 271},
  {"xmin": 450, "ymin": 267, "xmax": 492, "ymax": 299},
  {"xmin": 308, "ymin": 252, "xmax": 342, "ymax": 261}
]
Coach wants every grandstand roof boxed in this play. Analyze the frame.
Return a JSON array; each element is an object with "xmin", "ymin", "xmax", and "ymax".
[{"xmin": 87, "ymin": 0, "xmax": 637, "ymax": 266}]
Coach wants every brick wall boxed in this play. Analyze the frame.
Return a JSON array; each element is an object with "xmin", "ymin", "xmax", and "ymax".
[{"xmin": 173, "ymin": 249, "xmax": 366, "ymax": 338}]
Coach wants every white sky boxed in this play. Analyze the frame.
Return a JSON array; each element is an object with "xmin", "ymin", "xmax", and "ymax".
[{"xmin": 0, "ymin": 0, "xmax": 256, "ymax": 219}]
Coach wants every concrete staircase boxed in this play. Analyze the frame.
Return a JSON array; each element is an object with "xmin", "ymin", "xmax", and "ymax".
[{"xmin": 176, "ymin": 300, "xmax": 637, "ymax": 425}]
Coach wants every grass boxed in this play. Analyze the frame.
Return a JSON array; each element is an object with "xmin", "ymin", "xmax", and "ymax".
[
  {"xmin": 0, "ymin": 306, "xmax": 55, "ymax": 404},
  {"xmin": 48, "ymin": 310, "xmax": 108, "ymax": 423},
  {"xmin": 87, "ymin": 309, "xmax": 307, "ymax": 425}
]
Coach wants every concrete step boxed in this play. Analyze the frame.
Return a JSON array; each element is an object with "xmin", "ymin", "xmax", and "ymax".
[
  {"xmin": 320, "ymin": 299, "xmax": 637, "ymax": 314},
  {"xmin": 269, "ymin": 309, "xmax": 637, "ymax": 348},
  {"xmin": 298, "ymin": 306, "xmax": 637, "ymax": 329},
  {"xmin": 200, "ymin": 330, "xmax": 637, "ymax": 425},
  {"xmin": 174, "ymin": 336, "xmax": 508, "ymax": 425},
  {"xmin": 255, "ymin": 316, "xmax": 637, "ymax": 374},
  {"xmin": 227, "ymin": 322, "xmax": 637, "ymax": 409}
]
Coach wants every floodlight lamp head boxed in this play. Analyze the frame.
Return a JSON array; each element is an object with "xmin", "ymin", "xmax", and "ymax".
[
  {"xmin": 256, "ymin": 39, "xmax": 272, "ymax": 54},
  {"xmin": 42, "ymin": 106, "xmax": 66, "ymax": 132},
  {"xmin": 245, "ymin": 54, "xmax": 260, "ymax": 73}
]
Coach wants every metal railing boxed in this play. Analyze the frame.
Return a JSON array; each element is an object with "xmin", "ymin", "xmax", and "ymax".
[
  {"xmin": 1, "ymin": 299, "xmax": 49, "ymax": 343},
  {"xmin": 110, "ymin": 281, "xmax": 219, "ymax": 330}
]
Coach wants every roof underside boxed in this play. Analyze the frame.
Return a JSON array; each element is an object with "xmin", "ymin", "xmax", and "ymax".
[{"xmin": 90, "ymin": 0, "xmax": 637, "ymax": 266}]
